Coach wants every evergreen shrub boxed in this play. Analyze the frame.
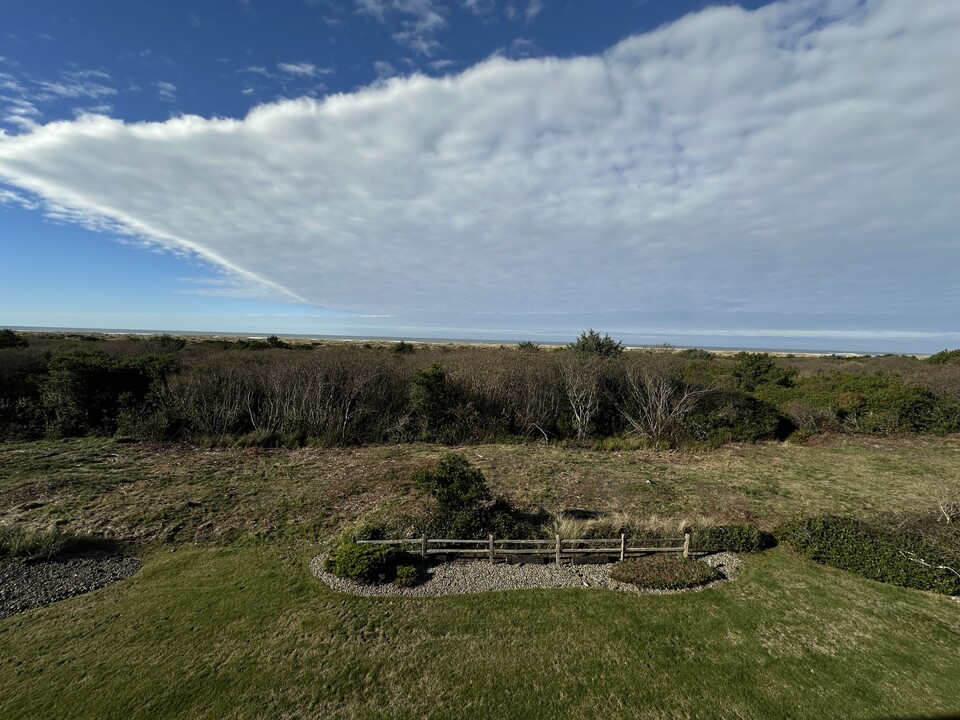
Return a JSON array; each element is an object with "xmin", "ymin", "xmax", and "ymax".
[{"xmin": 775, "ymin": 516, "xmax": 960, "ymax": 595}]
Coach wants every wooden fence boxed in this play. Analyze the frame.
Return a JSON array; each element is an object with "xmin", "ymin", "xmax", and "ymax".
[{"xmin": 357, "ymin": 532, "xmax": 691, "ymax": 564}]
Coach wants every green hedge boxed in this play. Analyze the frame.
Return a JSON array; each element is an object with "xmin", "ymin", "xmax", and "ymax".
[
  {"xmin": 775, "ymin": 516, "xmax": 960, "ymax": 595},
  {"xmin": 691, "ymin": 522, "xmax": 767, "ymax": 553}
]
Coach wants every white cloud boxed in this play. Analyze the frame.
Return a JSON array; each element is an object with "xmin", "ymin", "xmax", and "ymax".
[
  {"xmin": 373, "ymin": 60, "xmax": 397, "ymax": 78},
  {"xmin": 0, "ymin": 72, "xmax": 24, "ymax": 93},
  {"xmin": 356, "ymin": 0, "xmax": 447, "ymax": 55},
  {"xmin": 1, "ymin": 97, "xmax": 41, "ymax": 129},
  {"xmin": 0, "ymin": 186, "xmax": 39, "ymax": 209},
  {"xmin": 34, "ymin": 78, "xmax": 116, "ymax": 101},
  {"xmin": 525, "ymin": 0, "xmax": 543, "ymax": 21},
  {"xmin": 461, "ymin": 0, "xmax": 496, "ymax": 17},
  {"xmin": 0, "ymin": 0, "xmax": 958, "ymax": 338},
  {"xmin": 355, "ymin": 0, "xmax": 388, "ymax": 22},
  {"xmin": 73, "ymin": 104, "xmax": 113, "ymax": 117},
  {"xmin": 277, "ymin": 62, "xmax": 332, "ymax": 77},
  {"xmin": 428, "ymin": 59, "xmax": 456, "ymax": 71},
  {"xmin": 63, "ymin": 69, "xmax": 113, "ymax": 82},
  {"xmin": 153, "ymin": 81, "xmax": 177, "ymax": 102}
]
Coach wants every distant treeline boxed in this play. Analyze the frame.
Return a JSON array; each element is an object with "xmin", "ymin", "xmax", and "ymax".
[{"xmin": 1, "ymin": 329, "xmax": 959, "ymax": 447}]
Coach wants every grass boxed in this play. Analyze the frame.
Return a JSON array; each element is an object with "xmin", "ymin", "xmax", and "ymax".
[
  {"xmin": 0, "ymin": 525, "xmax": 77, "ymax": 560},
  {"xmin": 1, "ymin": 545, "xmax": 959, "ymax": 719},
  {"xmin": 2, "ymin": 435, "xmax": 959, "ymax": 545},
  {"xmin": 2, "ymin": 436, "xmax": 960, "ymax": 718}
]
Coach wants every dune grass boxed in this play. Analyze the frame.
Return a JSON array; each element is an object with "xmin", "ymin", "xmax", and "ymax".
[{"xmin": 1, "ymin": 545, "xmax": 959, "ymax": 719}]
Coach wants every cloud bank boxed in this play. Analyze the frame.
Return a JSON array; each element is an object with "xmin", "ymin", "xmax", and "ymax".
[{"xmin": 0, "ymin": 0, "xmax": 958, "ymax": 341}]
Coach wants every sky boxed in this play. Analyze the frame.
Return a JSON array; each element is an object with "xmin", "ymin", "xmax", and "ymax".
[{"xmin": 0, "ymin": 0, "xmax": 958, "ymax": 354}]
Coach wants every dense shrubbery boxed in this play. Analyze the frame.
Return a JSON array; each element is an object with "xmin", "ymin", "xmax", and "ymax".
[
  {"xmin": 610, "ymin": 554, "xmax": 721, "ymax": 590},
  {"xmin": 775, "ymin": 516, "xmax": 960, "ymax": 595},
  {"xmin": 926, "ymin": 349, "xmax": 960, "ymax": 365},
  {"xmin": 691, "ymin": 522, "xmax": 768, "ymax": 553},
  {"xmin": 2, "ymin": 332, "xmax": 959, "ymax": 447},
  {"xmin": 0, "ymin": 329, "xmax": 28, "ymax": 349}
]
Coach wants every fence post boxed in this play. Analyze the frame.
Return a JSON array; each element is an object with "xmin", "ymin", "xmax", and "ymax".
[
  {"xmin": 555, "ymin": 534, "xmax": 561, "ymax": 565},
  {"xmin": 489, "ymin": 534, "xmax": 495, "ymax": 565},
  {"xmin": 620, "ymin": 533, "xmax": 626, "ymax": 562},
  {"xmin": 683, "ymin": 531, "xmax": 691, "ymax": 558},
  {"xmin": 421, "ymin": 534, "xmax": 427, "ymax": 561}
]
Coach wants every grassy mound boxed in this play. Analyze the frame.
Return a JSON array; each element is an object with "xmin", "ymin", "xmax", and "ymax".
[{"xmin": 610, "ymin": 554, "xmax": 722, "ymax": 590}]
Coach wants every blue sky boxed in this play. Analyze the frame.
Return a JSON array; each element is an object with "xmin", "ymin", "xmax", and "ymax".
[{"xmin": 1, "ymin": 0, "xmax": 958, "ymax": 353}]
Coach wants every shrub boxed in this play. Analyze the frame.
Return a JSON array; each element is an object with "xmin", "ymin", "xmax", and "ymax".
[
  {"xmin": 394, "ymin": 564, "xmax": 419, "ymax": 587},
  {"xmin": 926, "ymin": 349, "xmax": 960, "ymax": 365},
  {"xmin": 324, "ymin": 543, "xmax": 399, "ymax": 584},
  {"xmin": 0, "ymin": 329, "xmax": 28, "ymax": 349},
  {"xmin": 775, "ymin": 516, "xmax": 960, "ymax": 595},
  {"xmin": 610, "ymin": 554, "xmax": 721, "ymax": 590},
  {"xmin": 568, "ymin": 329, "xmax": 623, "ymax": 358},
  {"xmin": 413, "ymin": 453, "xmax": 491, "ymax": 513},
  {"xmin": 732, "ymin": 353, "xmax": 796, "ymax": 392},
  {"xmin": 517, "ymin": 340, "xmax": 540, "ymax": 351},
  {"xmin": 413, "ymin": 455, "xmax": 540, "ymax": 539},
  {"xmin": 409, "ymin": 364, "xmax": 453, "ymax": 441},
  {"xmin": 691, "ymin": 522, "xmax": 767, "ymax": 553}
]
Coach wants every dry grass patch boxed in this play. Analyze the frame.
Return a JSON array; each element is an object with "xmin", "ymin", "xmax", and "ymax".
[{"xmin": 2, "ymin": 435, "xmax": 959, "ymax": 547}]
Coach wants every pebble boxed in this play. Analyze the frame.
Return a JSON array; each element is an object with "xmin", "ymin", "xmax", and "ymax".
[
  {"xmin": 311, "ymin": 551, "xmax": 741, "ymax": 598},
  {"xmin": 0, "ymin": 553, "xmax": 141, "ymax": 620}
]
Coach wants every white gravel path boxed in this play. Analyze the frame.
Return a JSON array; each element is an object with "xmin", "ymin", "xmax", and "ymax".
[{"xmin": 311, "ymin": 552, "xmax": 740, "ymax": 598}]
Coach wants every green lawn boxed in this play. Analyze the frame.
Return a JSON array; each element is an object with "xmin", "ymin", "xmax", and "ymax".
[
  {"xmin": 2, "ymin": 545, "xmax": 959, "ymax": 719},
  {"xmin": 3, "ymin": 436, "xmax": 960, "ymax": 718}
]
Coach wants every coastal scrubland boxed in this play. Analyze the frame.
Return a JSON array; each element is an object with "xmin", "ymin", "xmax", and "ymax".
[{"xmin": 2, "ymin": 330, "xmax": 960, "ymax": 718}]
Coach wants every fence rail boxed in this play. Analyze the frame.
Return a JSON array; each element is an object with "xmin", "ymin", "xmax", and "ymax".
[{"xmin": 356, "ymin": 533, "xmax": 692, "ymax": 564}]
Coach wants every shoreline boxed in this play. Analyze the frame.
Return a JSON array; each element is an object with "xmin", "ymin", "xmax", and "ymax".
[{"xmin": 3, "ymin": 326, "xmax": 925, "ymax": 358}]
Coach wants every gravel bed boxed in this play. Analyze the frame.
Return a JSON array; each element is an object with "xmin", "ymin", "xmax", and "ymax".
[
  {"xmin": 311, "ymin": 551, "xmax": 741, "ymax": 598},
  {"xmin": 1, "ymin": 553, "xmax": 141, "ymax": 620}
]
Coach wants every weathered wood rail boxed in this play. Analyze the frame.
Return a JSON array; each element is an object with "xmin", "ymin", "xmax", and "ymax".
[{"xmin": 357, "ymin": 532, "xmax": 692, "ymax": 564}]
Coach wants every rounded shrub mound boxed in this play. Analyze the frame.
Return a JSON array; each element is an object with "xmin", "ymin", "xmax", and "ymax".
[
  {"xmin": 324, "ymin": 543, "xmax": 399, "ymax": 585},
  {"xmin": 610, "ymin": 554, "xmax": 721, "ymax": 590}
]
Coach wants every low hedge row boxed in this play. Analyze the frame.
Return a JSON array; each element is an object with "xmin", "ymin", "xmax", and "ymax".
[
  {"xmin": 775, "ymin": 516, "xmax": 960, "ymax": 595},
  {"xmin": 691, "ymin": 522, "xmax": 769, "ymax": 553}
]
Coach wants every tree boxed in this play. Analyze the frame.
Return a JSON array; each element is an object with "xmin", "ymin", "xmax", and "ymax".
[{"xmin": 568, "ymin": 329, "xmax": 623, "ymax": 358}]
